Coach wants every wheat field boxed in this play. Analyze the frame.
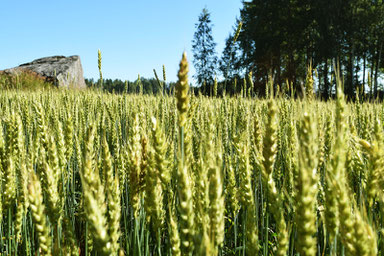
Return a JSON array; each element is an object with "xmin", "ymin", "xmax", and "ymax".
[{"xmin": 0, "ymin": 54, "xmax": 382, "ymax": 256}]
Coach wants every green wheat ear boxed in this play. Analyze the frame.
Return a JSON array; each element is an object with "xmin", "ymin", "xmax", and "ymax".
[
  {"xmin": 175, "ymin": 52, "xmax": 189, "ymax": 128},
  {"xmin": 213, "ymin": 76, "xmax": 218, "ymax": 97},
  {"xmin": 296, "ymin": 112, "xmax": 318, "ymax": 256},
  {"xmin": 28, "ymin": 172, "xmax": 52, "ymax": 255},
  {"xmin": 162, "ymin": 64, "xmax": 166, "ymax": 82},
  {"xmin": 137, "ymin": 74, "xmax": 143, "ymax": 95},
  {"xmin": 248, "ymin": 71, "xmax": 253, "ymax": 97},
  {"xmin": 153, "ymin": 69, "xmax": 163, "ymax": 95},
  {"xmin": 98, "ymin": 49, "xmax": 103, "ymax": 89},
  {"xmin": 233, "ymin": 21, "xmax": 243, "ymax": 43},
  {"xmin": 305, "ymin": 62, "xmax": 314, "ymax": 99},
  {"xmin": 242, "ymin": 77, "xmax": 247, "ymax": 98}
]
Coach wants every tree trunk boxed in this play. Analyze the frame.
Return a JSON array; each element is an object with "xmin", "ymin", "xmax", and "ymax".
[
  {"xmin": 370, "ymin": 63, "xmax": 374, "ymax": 98},
  {"xmin": 354, "ymin": 56, "xmax": 360, "ymax": 98},
  {"xmin": 323, "ymin": 59, "xmax": 329, "ymax": 100},
  {"xmin": 363, "ymin": 54, "xmax": 366, "ymax": 95},
  {"xmin": 374, "ymin": 42, "xmax": 383, "ymax": 97},
  {"xmin": 346, "ymin": 43, "xmax": 354, "ymax": 99}
]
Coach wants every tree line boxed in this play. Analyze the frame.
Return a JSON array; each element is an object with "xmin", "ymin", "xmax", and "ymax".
[
  {"xmin": 193, "ymin": 0, "xmax": 384, "ymax": 99},
  {"xmin": 85, "ymin": 77, "xmax": 177, "ymax": 95},
  {"xmin": 87, "ymin": 1, "xmax": 384, "ymax": 100}
]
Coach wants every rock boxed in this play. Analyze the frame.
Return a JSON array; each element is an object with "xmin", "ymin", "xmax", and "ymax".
[{"xmin": 2, "ymin": 55, "xmax": 86, "ymax": 89}]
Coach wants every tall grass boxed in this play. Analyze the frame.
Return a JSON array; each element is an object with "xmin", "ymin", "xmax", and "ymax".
[{"xmin": 0, "ymin": 54, "xmax": 383, "ymax": 255}]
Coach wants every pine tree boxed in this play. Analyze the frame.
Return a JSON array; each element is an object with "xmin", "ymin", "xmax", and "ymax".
[{"xmin": 192, "ymin": 8, "xmax": 218, "ymax": 95}]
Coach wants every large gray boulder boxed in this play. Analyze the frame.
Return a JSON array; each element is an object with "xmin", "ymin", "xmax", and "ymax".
[{"xmin": 2, "ymin": 55, "xmax": 86, "ymax": 89}]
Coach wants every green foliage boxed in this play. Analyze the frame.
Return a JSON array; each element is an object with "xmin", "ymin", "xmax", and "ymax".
[
  {"xmin": 192, "ymin": 8, "xmax": 218, "ymax": 94},
  {"xmin": 85, "ymin": 77, "xmax": 167, "ymax": 95},
  {"xmin": 235, "ymin": 0, "xmax": 384, "ymax": 99}
]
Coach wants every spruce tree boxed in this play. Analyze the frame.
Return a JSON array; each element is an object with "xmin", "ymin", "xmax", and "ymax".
[{"xmin": 192, "ymin": 8, "xmax": 218, "ymax": 95}]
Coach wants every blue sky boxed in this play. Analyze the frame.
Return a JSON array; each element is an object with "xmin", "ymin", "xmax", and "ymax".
[{"xmin": 0, "ymin": 0, "xmax": 242, "ymax": 84}]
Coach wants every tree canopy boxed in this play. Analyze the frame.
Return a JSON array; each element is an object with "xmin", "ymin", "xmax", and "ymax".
[
  {"xmin": 192, "ymin": 8, "xmax": 218, "ymax": 95},
  {"xmin": 235, "ymin": 0, "xmax": 384, "ymax": 99}
]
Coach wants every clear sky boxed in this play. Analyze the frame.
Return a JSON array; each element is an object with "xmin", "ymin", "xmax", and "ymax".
[{"xmin": 0, "ymin": 0, "xmax": 242, "ymax": 84}]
